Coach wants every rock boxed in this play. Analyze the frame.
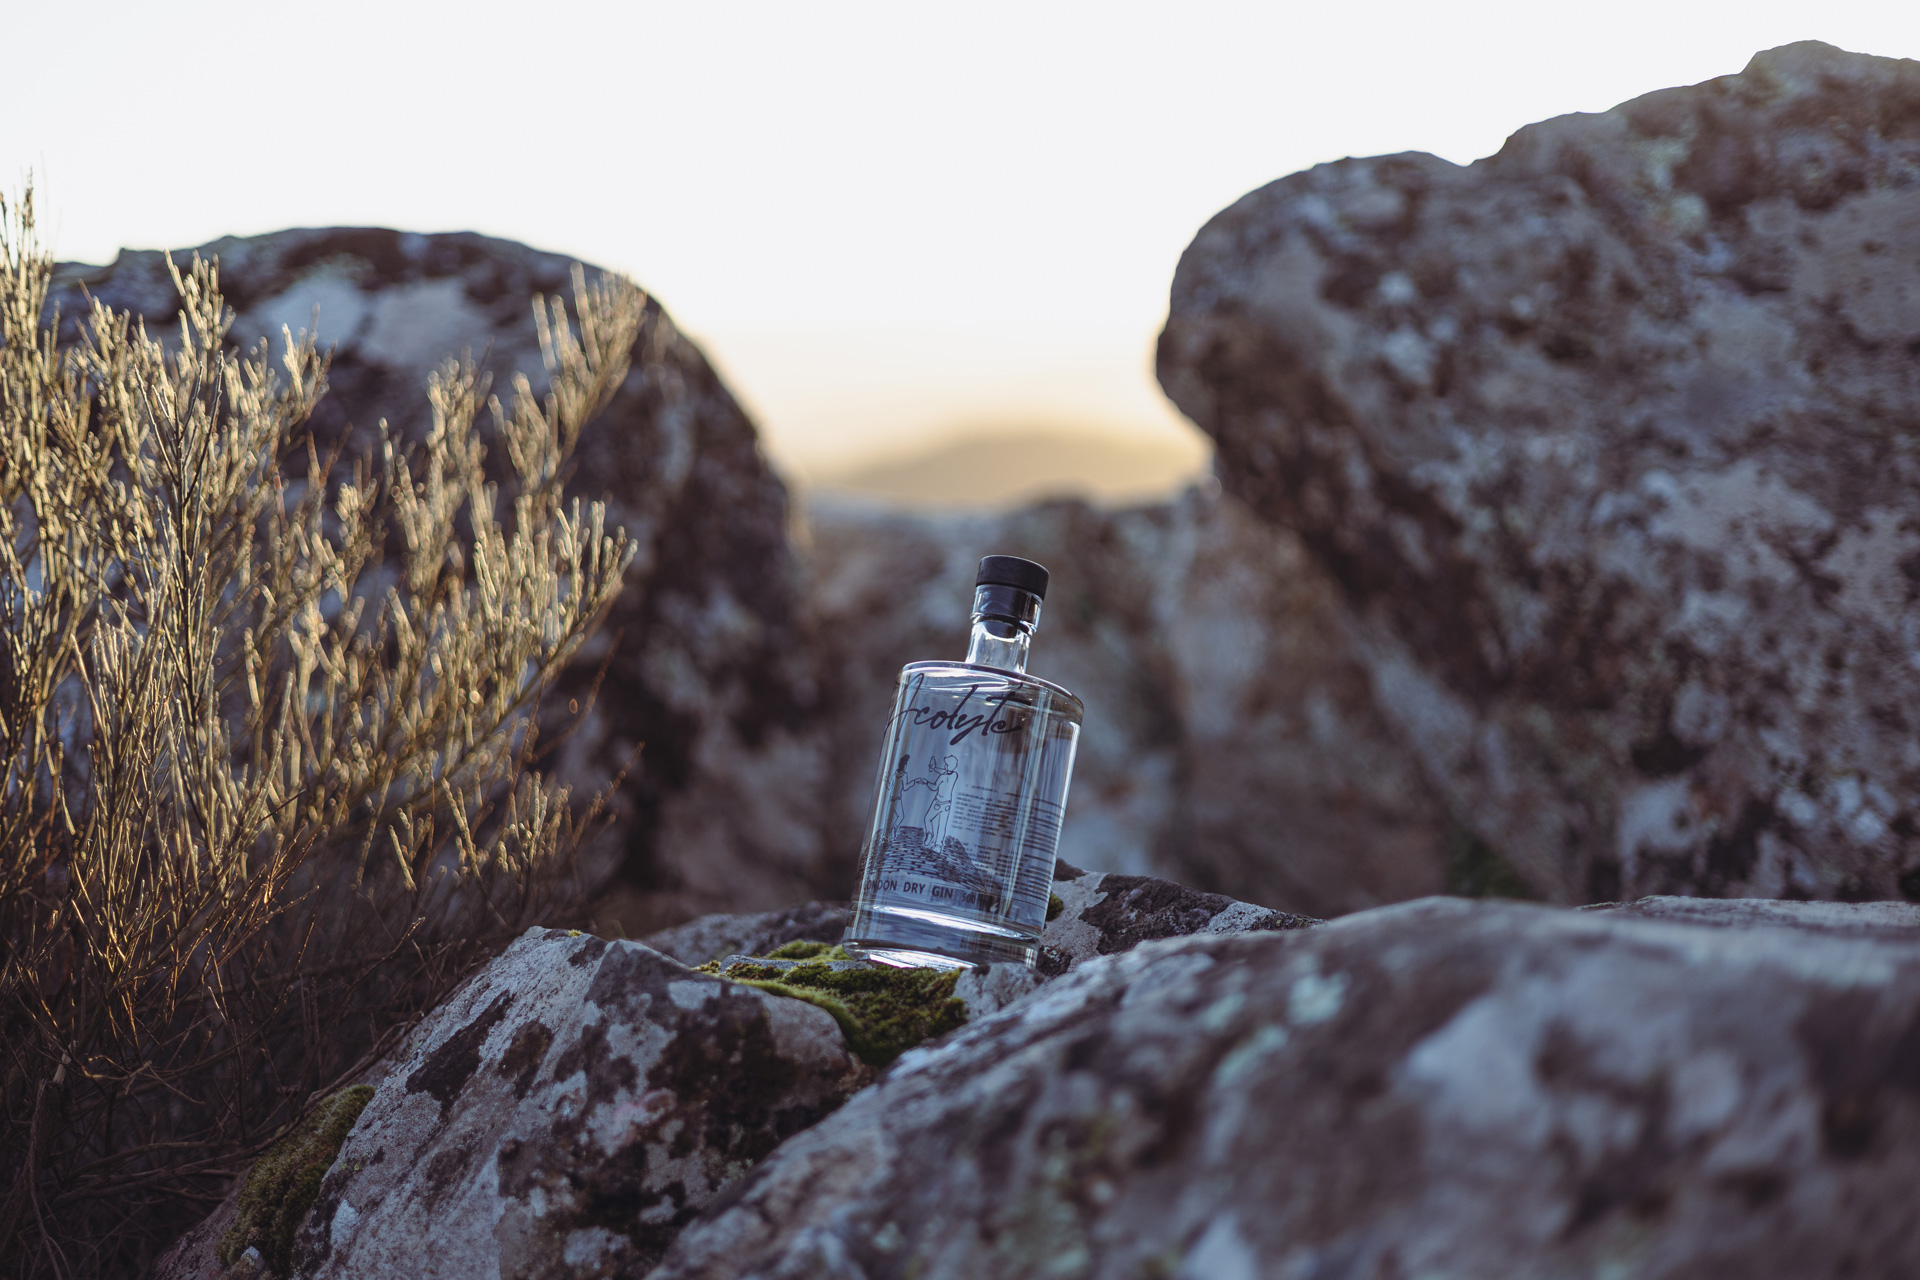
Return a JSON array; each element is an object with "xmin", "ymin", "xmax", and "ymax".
[
  {"xmin": 49, "ymin": 229, "xmax": 825, "ymax": 926},
  {"xmin": 1157, "ymin": 42, "xmax": 1920, "ymax": 904},
  {"xmin": 804, "ymin": 485, "xmax": 1450, "ymax": 918},
  {"xmin": 1600, "ymin": 894, "xmax": 1920, "ymax": 938},
  {"xmin": 1041, "ymin": 861, "xmax": 1316, "ymax": 973},
  {"xmin": 653, "ymin": 862, "xmax": 1302, "ymax": 1007},
  {"xmin": 651, "ymin": 896, "xmax": 1920, "ymax": 1279},
  {"xmin": 153, "ymin": 927, "xmax": 867, "ymax": 1279},
  {"xmin": 640, "ymin": 902, "xmax": 852, "ymax": 967},
  {"xmin": 950, "ymin": 964, "xmax": 1047, "ymax": 1018}
]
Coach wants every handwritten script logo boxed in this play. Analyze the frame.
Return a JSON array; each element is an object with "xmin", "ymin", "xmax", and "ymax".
[{"xmin": 897, "ymin": 683, "xmax": 1022, "ymax": 746}]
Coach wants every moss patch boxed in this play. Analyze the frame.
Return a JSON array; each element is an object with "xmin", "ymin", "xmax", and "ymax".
[
  {"xmin": 705, "ymin": 958, "xmax": 965, "ymax": 1068},
  {"xmin": 1046, "ymin": 892, "xmax": 1065, "ymax": 922},
  {"xmin": 763, "ymin": 939, "xmax": 843, "ymax": 960},
  {"xmin": 217, "ymin": 1085, "xmax": 375, "ymax": 1275}
]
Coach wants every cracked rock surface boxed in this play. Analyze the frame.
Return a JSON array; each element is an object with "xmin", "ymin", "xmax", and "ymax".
[
  {"xmin": 651, "ymin": 896, "xmax": 1920, "ymax": 1280},
  {"xmin": 1158, "ymin": 41, "xmax": 1920, "ymax": 904},
  {"xmin": 279, "ymin": 929, "xmax": 866, "ymax": 1279}
]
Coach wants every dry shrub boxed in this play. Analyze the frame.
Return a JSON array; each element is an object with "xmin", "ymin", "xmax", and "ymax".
[{"xmin": 0, "ymin": 189, "xmax": 642, "ymax": 1278}]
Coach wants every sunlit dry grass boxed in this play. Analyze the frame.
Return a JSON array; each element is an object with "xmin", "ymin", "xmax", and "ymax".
[{"xmin": 0, "ymin": 188, "xmax": 642, "ymax": 1278}]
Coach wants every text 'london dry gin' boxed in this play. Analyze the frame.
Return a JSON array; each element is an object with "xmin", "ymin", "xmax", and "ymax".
[{"xmin": 843, "ymin": 556, "xmax": 1083, "ymax": 969}]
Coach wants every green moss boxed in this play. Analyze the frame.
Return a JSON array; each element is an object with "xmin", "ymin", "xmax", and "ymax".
[
  {"xmin": 762, "ymin": 939, "xmax": 845, "ymax": 960},
  {"xmin": 1046, "ymin": 892, "xmax": 1065, "ymax": 923},
  {"xmin": 1443, "ymin": 823, "xmax": 1535, "ymax": 900},
  {"xmin": 714, "ymin": 959, "xmax": 965, "ymax": 1068},
  {"xmin": 217, "ymin": 1085, "xmax": 375, "ymax": 1275}
]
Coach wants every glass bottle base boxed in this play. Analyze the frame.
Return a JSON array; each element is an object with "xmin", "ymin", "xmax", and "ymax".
[{"xmin": 842, "ymin": 903, "xmax": 1039, "ymax": 970}]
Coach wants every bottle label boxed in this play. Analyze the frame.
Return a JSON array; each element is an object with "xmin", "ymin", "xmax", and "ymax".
[
  {"xmin": 859, "ymin": 671, "xmax": 1076, "ymax": 929},
  {"xmin": 870, "ymin": 763, "xmax": 1065, "ymax": 915}
]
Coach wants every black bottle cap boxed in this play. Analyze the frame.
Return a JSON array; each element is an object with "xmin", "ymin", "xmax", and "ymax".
[{"xmin": 976, "ymin": 555, "xmax": 1049, "ymax": 600}]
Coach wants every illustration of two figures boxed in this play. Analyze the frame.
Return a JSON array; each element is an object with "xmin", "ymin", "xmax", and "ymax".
[
  {"xmin": 901, "ymin": 751, "xmax": 959, "ymax": 844},
  {"xmin": 883, "ymin": 753, "xmax": 1000, "ymax": 898}
]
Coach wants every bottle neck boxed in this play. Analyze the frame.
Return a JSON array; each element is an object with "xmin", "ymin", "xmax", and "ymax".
[
  {"xmin": 966, "ymin": 616, "xmax": 1033, "ymax": 672},
  {"xmin": 964, "ymin": 584, "xmax": 1041, "ymax": 673}
]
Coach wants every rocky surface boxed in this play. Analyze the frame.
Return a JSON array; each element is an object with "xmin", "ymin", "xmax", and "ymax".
[
  {"xmin": 1158, "ymin": 41, "xmax": 1920, "ymax": 905},
  {"xmin": 804, "ymin": 486, "xmax": 1451, "ymax": 918},
  {"xmin": 50, "ymin": 230, "xmax": 825, "ymax": 926},
  {"xmin": 157, "ymin": 878, "xmax": 1920, "ymax": 1279},
  {"xmin": 640, "ymin": 902, "xmax": 852, "ymax": 967},
  {"xmin": 156, "ymin": 928, "xmax": 867, "ymax": 1279},
  {"xmin": 652, "ymin": 895, "xmax": 1920, "ymax": 1279},
  {"xmin": 1600, "ymin": 893, "xmax": 1920, "ymax": 937},
  {"xmin": 149, "ymin": 869, "xmax": 1300, "ymax": 1277},
  {"xmin": 1041, "ymin": 860, "xmax": 1316, "ymax": 974},
  {"xmin": 638, "ymin": 862, "xmax": 1312, "ymax": 985}
]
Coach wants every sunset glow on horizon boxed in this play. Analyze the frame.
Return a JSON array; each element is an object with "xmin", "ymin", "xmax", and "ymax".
[{"xmin": 9, "ymin": 0, "xmax": 1920, "ymax": 486}]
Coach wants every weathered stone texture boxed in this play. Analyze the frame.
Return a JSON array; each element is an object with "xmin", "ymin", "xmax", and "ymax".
[
  {"xmin": 1158, "ymin": 41, "xmax": 1920, "ymax": 904},
  {"xmin": 51, "ymin": 230, "xmax": 826, "ymax": 925},
  {"xmin": 640, "ymin": 902, "xmax": 852, "ymax": 967},
  {"xmin": 1601, "ymin": 893, "xmax": 1920, "ymax": 937},
  {"xmin": 652, "ymin": 897, "xmax": 1920, "ymax": 1279},
  {"xmin": 1041, "ymin": 861, "xmax": 1316, "ymax": 974},
  {"xmin": 806, "ymin": 486, "xmax": 1449, "ymax": 918},
  {"xmin": 279, "ymin": 928, "xmax": 866, "ymax": 1278}
]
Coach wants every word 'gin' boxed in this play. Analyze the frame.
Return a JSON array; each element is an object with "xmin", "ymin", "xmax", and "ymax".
[{"xmin": 843, "ymin": 556, "xmax": 1083, "ymax": 969}]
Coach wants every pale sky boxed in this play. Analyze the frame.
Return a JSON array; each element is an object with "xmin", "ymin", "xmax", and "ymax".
[{"xmin": 7, "ymin": 1, "xmax": 1918, "ymax": 478}]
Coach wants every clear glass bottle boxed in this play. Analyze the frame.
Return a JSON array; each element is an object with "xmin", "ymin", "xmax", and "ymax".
[{"xmin": 843, "ymin": 556, "xmax": 1083, "ymax": 970}]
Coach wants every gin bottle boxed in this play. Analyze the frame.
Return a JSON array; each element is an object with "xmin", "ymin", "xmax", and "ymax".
[{"xmin": 843, "ymin": 556, "xmax": 1083, "ymax": 969}]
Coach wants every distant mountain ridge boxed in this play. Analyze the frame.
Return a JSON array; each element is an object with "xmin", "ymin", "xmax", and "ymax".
[{"xmin": 812, "ymin": 428, "xmax": 1209, "ymax": 509}]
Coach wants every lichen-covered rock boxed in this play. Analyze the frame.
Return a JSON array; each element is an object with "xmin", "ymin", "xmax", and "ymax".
[
  {"xmin": 651, "ymin": 896, "xmax": 1920, "ymax": 1279},
  {"xmin": 1600, "ymin": 894, "xmax": 1920, "ymax": 937},
  {"xmin": 1041, "ymin": 861, "xmax": 1316, "ymax": 973},
  {"xmin": 1157, "ymin": 42, "xmax": 1920, "ymax": 905},
  {"xmin": 641, "ymin": 901, "xmax": 851, "ymax": 967},
  {"xmin": 950, "ymin": 963, "xmax": 1047, "ymax": 1018},
  {"xmin": 251, "ymin": 927, "xmax": 867, "ymax": 1279},
  {"xmin": 50, "ymin": 230, "xmax": 825, "ymax": 923},
  {"xmin": 805, "ymin": 486, "xmax": 1450, "ymax": 918}
]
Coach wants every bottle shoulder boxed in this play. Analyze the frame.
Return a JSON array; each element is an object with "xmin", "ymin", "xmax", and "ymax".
[{"xmin": 898, "ymin": 661, "xmax": 1084, "ymax": 716}]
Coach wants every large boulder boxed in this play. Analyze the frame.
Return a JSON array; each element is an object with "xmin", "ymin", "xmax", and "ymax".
[
  {"xmin": 150, "ymin": 870, "xmax": 1305, "ymax": 1277},
  {"xmin": 52, "ymin": 231, "xmax": 826, "ymax": 923},
  {"xmin": 1157, "ymin": 42, "xmax": 1920, "ymax": 904},
  {"xmin": 804, "ymin": 486, "xmax": 1450, "ymax": 918},
  {"xmin": 154, "ymin": 928, "xmax": 867, "ymax": 1279},
  {"xmin": 652, "ymin": 896, "xmax": 1920, "ymax": 1279}
]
